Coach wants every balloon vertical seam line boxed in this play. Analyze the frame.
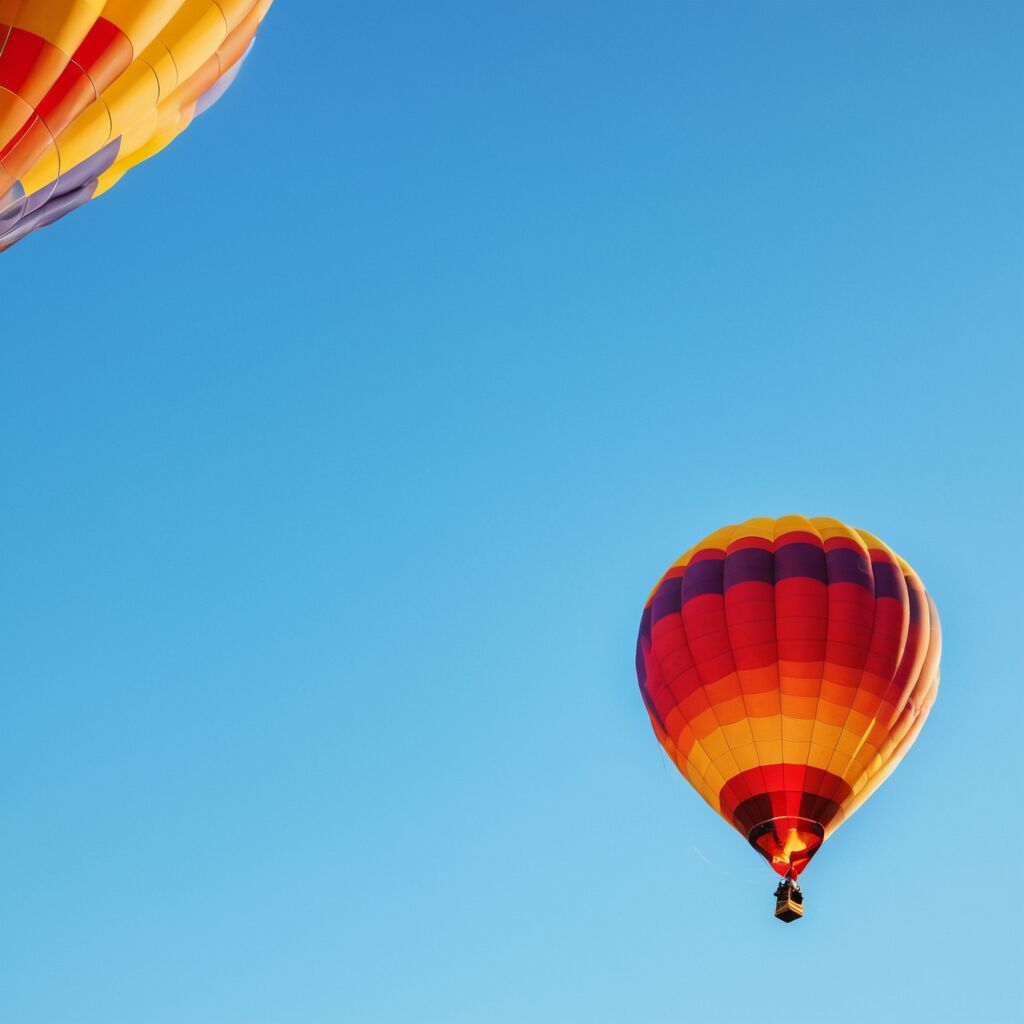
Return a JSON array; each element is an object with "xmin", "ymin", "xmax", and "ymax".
[
  {"xmin": 646, "ymin": 566, "xmax": 721, "ymax": 818},
  {"xmin": 819, "ymin": 528, "xmax": 882, "ymax": 829},
  {"xmin": 677, "ymin": 526, "xmax": 759, "ymax": 826},
  {"xmin": 722, "ymin": 519, "xmax": 774, "ymax": 829},
  {"xmin": 803, "ymin": 516, "xmax": 834, "ymax": 831},
  {"xmin": 840, "ymin": 548, "xmax": 912, "ymax": 815}
]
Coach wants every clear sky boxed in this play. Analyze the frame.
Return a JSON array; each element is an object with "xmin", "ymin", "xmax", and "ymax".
[{"xmin": 1, "ymin": 3, "xmax": 1021, "ymax": 1022}]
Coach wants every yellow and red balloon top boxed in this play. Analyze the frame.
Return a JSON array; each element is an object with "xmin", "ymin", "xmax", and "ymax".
[
  {"xmin": 636, "ymin": 516, "xmax": 940, "ymax": 878},
  {"xmin": 0, "ymin": 0, "xmax": 272, "ymax": 250}
]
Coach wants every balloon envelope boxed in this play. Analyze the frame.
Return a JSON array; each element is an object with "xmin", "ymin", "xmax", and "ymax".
[
  {"xmin": 0, "ymin": 0, "xmax": 273, "ymax": 250},
  {"xmin": 636, "ymin": 516, "xmax": 940, "ymax": 878}
]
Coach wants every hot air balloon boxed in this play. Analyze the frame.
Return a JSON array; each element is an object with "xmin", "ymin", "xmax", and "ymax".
[
  {"xmin": 0, "ymin": 0, "xmax": 273, "ymax": 250},
  {"xmin": 635, "ymin": 516, "xmax": 940, "ymax": 921}
]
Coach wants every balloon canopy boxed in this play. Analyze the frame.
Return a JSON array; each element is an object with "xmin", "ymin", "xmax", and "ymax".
[
  {"xmin": 636, "ymin": 516, "xmax": 940, "ymax": 879},
  {"xmin": 0, "ymin": 0, "xmax": 273, "ymax": 250}
]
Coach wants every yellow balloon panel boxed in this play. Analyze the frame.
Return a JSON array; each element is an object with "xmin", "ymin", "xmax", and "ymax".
[{"xmin": 0, "ymin": 0, "xmax": 273, "ymax": 249}]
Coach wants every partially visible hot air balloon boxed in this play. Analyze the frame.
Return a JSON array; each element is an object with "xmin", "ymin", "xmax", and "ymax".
[
  {"xmin": 636, "ymin": 516, "xmax": 940, "ymax": 922},
  {"xmin": 0, "ymin": 0, "xmax": 273, "ymax": 250}
]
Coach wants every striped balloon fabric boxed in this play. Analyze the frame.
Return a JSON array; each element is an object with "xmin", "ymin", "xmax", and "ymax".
[
  {"xmin": 636, "ymin": 516, "xmax": 940, "ymax": 878},
  {"xmin": 0, "ymin": 0, "xmax": 273, "ymax": 250}
]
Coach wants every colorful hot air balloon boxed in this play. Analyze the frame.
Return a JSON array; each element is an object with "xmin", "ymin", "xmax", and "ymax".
[
  {"xmin": 635, "ymin": 516, "xmax": 940, "ymax": 921},
  {"xmin": 0, "ymin": 0, "xmax": 273, "ymax": 250}
]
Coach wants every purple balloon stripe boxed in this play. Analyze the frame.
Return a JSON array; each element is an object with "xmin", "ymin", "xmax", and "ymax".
[
  {"xmin": 872, "ymin": 561, "xmax": 905, "ymax": 601},
  {"xmin": 774, "ymin": 542, "xmax": 827, "ymax": 584}
]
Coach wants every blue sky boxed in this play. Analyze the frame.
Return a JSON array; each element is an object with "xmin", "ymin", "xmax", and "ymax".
[{"xmin": 1, "ymin": 3, "xmax": 1021, "ymax": 1022}]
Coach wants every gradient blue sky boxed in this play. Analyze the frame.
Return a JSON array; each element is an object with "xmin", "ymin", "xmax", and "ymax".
[{"xmin": 2, "ymin": 3, "xmax": 1022, "ymax": 1022}]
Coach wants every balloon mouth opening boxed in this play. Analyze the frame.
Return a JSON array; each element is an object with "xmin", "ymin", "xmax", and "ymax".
[{"xmin": 747, "ymin": 817, "xmax": 825, "ymax": 877}]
